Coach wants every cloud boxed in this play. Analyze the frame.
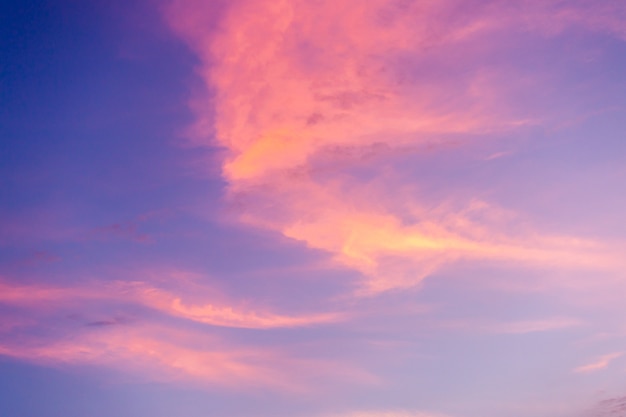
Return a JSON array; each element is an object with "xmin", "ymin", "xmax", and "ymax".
[
  {"xmin": 441, "ymin": 316, "xmax": 584, "ymax": 334},
  {"xmin": 169, "ymin": 0, "xmax": 533, "ymax": 179},
  {"xmin": 489, "ymin": 317, "xmax": 585, "ymax": 334},
  {"xmin": 0, "ymin": 278, "xmax": 365, "ymax": 390},
  {"xmin": 136, "ymin": 283, "xmax": 344, "ymax": 328},
  {"xmin": 164, "ymin": 0, "xmax": 626, "ymax": 295},
  {"xmin": 90, "ymin": 222, "xmax": 151, "ymax": 243},
  {"xmin": 484, "ymin": 150, "xmax": 513, "ymax": 161},
  {"xmin": 0, "ymin": 323, "xmax": 330, "ymax": 390},
  {"xmin": 86, "ymin": 316, "xmax": 130, "ymax": 327},
  {"xmin": 574, "ymin": 352, "xmax": 623, "ymax": 374},
  {"xmin": 0, "ymin": 278, "xmax": 343, "ymax": 329},
  {"xmin": 584, "ymin": 396, "xmax": 626, "ymax": 417},
  {"xmin": 317, "ymin": 411, "xmax": 454, "ymax": 417}
]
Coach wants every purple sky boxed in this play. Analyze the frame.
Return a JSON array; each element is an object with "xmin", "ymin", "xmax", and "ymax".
[{"xmin": 2, "ymin": 1, "xmax": 626, "ymax": 416}]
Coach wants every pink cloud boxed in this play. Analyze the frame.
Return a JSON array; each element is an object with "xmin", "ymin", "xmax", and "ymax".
[
  {"xmin": 574, "ymin": 352, "xmax": 623, "ymax": 374},
  {"xmin": 0, "ymin": 278, "xmax": 343, "ymax": 329},
  {"xmin": 0, "ymin": 277, "xmax": 368, "ymax": 390},
  {"xmin": 440, "ymin": 316, "xmax": 585, "ymax": 335},
  {"xmin": 0, "ymin": 322, "xmax": 367, "ymax": 391},
  {"xmin": 134, "ymin": 282, "xmax": 345, "ymax": 328},
  {"xmin": 319, "ymin": 412, "xmax": 455, "ymax": 417},
  {"xmin": 164, "ymin": 0, "xmax": 626, "ymax": 295}
]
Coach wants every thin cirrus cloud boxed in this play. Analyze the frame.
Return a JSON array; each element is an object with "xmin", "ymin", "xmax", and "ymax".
[
  {"xmin": 0, "ymin": 277, "xmax": 359, "ymax": 390},
  {"xmin": 317, "ymin": 412, "xmax": 454, "ymax": 417},
  {"xmin": 0, "ymin": 327, "xmax": 266, "ymax": 387},
  {"xmin": 439, "ymin": 316, "xmax": 585, "ymax": 335},
  {"xmin": 585, "ymin": 396, "xmax": 626, "ymax": 417},
  {"xmin": 0, "ymin": 278, "xmax": 342, "ymax": 329},
  {"xmin": 164, "ymin": 0, "xmax": 626, "ymax": 295},
  {"xmin": 573, "ymin": 352, "xmax": 624, "ymax": 374},
  {"xmin": 0, "ymin": 322, "xmax": 367, "ymax": 391}
]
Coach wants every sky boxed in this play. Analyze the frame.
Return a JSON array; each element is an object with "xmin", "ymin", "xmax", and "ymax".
[{"xmin": 1, "ymin": 0, "xmax": 626, "ymax": 416}]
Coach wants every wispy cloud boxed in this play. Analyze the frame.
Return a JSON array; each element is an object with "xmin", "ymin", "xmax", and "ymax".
[
  {"xmin": 89, "ymin": 222, "xmax": 151, "ymax": 243},
  {"xmin": 3, "ymin": 0, "xmax": 625, "ymax": 411},
  {"xmin": 164, "ymin": 0, "xmax": 626, "ymax": 295},
  {"xmin": 441, "ymin": 316, "xmax": 585, "ymax": 335},
  {"xmin": 0, "ymin": 323, "xmax": 361, "ymax": 391},
  {"xmin": 0, "ymin": 278, "xmax": 343, "ymax": 329},
  {"xmin": 0, "ymin": 277, "xmax": 364, "ymax": 390},
  {"xmin": 584, "ymin": 395, "xmax": 626, "ymax": 417},
  {"xmin": 317, "ymin": 411, "xmax": 455, "ymax": 417},
  {"xmin": 574, "ymin": 352, "xmax": 623, "ymax": 374}
]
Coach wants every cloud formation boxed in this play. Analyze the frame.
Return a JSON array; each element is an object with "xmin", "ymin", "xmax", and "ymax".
[
  {"xmin": 0, "ymin": 278, "xmax": 341, "ymax": 329},
  {"xmin": 0, "ymin": 322, "xmax": 349, "ymax": 390},
  {"xmin": 165, "ymin": 0, "xmax": 625, "ymax": 294},
  {"xmin": 574, "ymin": 352, "xmax": 623, "ymax": 374},
  {"xmin": 0, "ymin": 277, "xmax": 358, "ymax": 390},
  {"xmin": 5, "ymin": 0, "xmax": 626, "ymax": 414},
  {"xmin": 585, "ymin": 396, "xmax": 626, "ymax": 417},
  {"xmin": 319, "ymin": 412, "xmax": 453, "ymax": 417}
]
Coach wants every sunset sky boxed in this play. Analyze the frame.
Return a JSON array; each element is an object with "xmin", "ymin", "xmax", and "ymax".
[{"xmin": 1, "ymin": 0, "xmax": 626, "ymax": 416}]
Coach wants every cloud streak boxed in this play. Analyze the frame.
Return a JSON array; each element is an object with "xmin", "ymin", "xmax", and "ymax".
[
  {"xmin": 574, "ymin": 352, "xmax": 623, "ymax": 374},
  {"xmin": 0, "ymin": 278, "xmax": 342, "ymax": 329},
  {"xmin": 0, "ymin": 323, "xmax": 354, "ymax": 390},
  {"xmin": 318, "ymin": 412, "xmax": 454, "ymax": 417},
  {"xmin": 0, "ymin": 278, "xmax": 361, "ymax": 390}
]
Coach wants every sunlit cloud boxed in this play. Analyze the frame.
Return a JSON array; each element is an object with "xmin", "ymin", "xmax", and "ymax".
[
  {"xmin": 0, "ymin": 278, "xmax": 343, "ymax": 329},
  {"xmin": 137, "ymin": 284, "xmax": 344, "ymax": 328},
  {"xmin": 3, "ymin": 0, "xmax": 626, "ymax": 414},
  {"xmin": 574, "ymin": 352, "xmax": 623, "ymax": 374},
  {"xmin": 317, "ymin": 411, "xmax": 455, "ymax": 417},
  {"xmin": 441, "ymin": 316, "xmax": 585, "ymax": 335},
  {"xmin": 0, "ymin": 323, "xmax": 363, "ymax": 390},
  {"xmin": 165, "ymin": 0, "xmax": 626, "ymax": 295},
  {"xmin": 0, "ymin": 278, "xmax": 364, "ymax": 390}
]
